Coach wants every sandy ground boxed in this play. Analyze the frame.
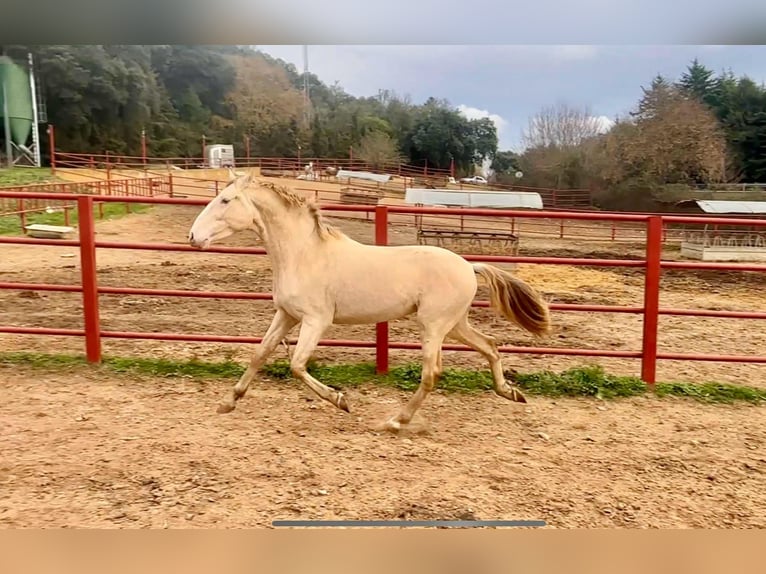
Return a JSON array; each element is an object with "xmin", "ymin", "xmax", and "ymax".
[
  {"xmin": 1, "ymin": 195, "xmax": 766, "ymax": 529},
  {"xmin": 1, "ymin": 363, "xmax": 765, "ymax": 529}
]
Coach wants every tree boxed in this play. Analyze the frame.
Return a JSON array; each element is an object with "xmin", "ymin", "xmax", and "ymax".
[
  {"xmin": 467, "ymin": 117, "xmax": 499, "ymax": 164},
  {"xmin": 223, "ymin": 53, "xmax": 306, "ymax": 156},
  {"xmin": 677, "ymin": 59, "xmax": 717, "ymax": 106},
  {"xmin": 405, "ymin": 98, "xmax": 498, "ymax": 174},
  {"xmin": 490, "ymin": 150, "xmax": 520, "ymax": 175},
  {"xmin": 633, "ymin": 75, "xmax": 674, "ymax": 121},
  {"xmin": 521, "ymin": 102, "xmax": 605, "ymax": 149},
  {"xmin": 606, "ymin": 84, "xmax": 729, "ymax": 185},
  {"xmin": 517, "ymin": 102, "xmax": 607, "ymax": 188},
  {"xmin": 356, "ymin": 131, "xmax": 403, "ymax": 169}
]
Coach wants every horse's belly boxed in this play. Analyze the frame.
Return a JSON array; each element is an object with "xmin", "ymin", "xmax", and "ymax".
[{"xmin": 332, "ymin": 291, "xmax": 418, "ymax": 324}]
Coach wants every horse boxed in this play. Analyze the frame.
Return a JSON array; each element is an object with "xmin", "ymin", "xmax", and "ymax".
[{"xmin": 187, "ymin": 171, "xmax": 552, "ymax": 432}]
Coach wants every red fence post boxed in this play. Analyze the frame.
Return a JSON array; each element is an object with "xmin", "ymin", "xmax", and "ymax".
[
  {"xmin": 105, "ymin": 151, "xmax": 112, "ymax": 195},
  {"xmin": 375, "ymin": 205, "xmax": 389, "ymax": 374},
  {"xmin": 141, "ymin": 129, "xmax": 147, "ymax": 166},
  {"xmin": 47, "ymin": 125, "xmax": 56, "ymax": 174},
  {"xmin": 77, "ymin": 196, "xmax": 102, "ymax": 363},
  {"xmin": 641, "ymin": 215, "xmax": 663, "ymax": 385},
  {"xmin": 18, "ymin": 198, "xmax": 26, "ymax": 232}
]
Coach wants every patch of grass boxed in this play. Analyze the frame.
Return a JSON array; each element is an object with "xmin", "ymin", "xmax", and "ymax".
[
  {"xmin": 104, "ymin": 356, "xmax": 244, "ymax": 379},
  {"xmin": 2, "ymin": 351, "xmax": 765, "ymax": 405},
  {"xmin": 386, "ymin": 363, "xmax": 495, "ymax": 393},
  {"xmin": 655, "ymin": 380, "xmax": 766, "ymax": 404},
  {"xmin": 0, "ymin": 167, "xmax": 58, "ymax": 187},
  {"xmin": 261, "ymin": 360, "xmax": 378, "ymax": 390},
  {"xmin": 0, "ymin": 351, "xmax": 88, "ymax": 370},
  {"xmin": 0, "ymin": 202, "xmax": 151, "ymax": 235},
  {"xmin": 514, "ymin": 365, "xmax": 648, "ymax": 399}
]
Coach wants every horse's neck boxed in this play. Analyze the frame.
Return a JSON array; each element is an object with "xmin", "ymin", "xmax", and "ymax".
[{"xmin": 261, "ymin": 222, "xmax": 323, "ymax": 274}]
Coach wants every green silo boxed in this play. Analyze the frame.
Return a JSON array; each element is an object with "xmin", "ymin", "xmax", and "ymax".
[{"xmin": 0, "ymin": 55, "xmax": 34, "ymax": 148}]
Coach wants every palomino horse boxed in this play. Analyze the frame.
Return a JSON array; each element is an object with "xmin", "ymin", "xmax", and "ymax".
[{"xmin": 188, "ymin": 172, "xmax": 551, "ymax": 431}]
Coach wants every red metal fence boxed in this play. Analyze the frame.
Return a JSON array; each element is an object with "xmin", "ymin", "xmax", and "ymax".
[
  {"xmin": 53, "ymin": 151, "xmax": 455, "ymax": 180},
  {"xmin": 2, "ymin": 190, "xmax": 766, "ymax": 384},
  {"xmin": 0, "ymin": 177, "xmax": 171, "ymax": 230},
  {"xmin": 50, "ymin": 150, "xmax": 594, "ymax": 209}
]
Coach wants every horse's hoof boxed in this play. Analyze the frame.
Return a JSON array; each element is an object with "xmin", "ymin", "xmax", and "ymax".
[
  {"xmin": 381, "ymin": 418, "xmax": 402, "ymax": 433},
  {"xmin": 216, "ymin": 402, "xmax": 236, "ymax": 414},
  {"xmin": 496, "ymin": 384, "xmax": 527, "ymax": 404},
  {"xmin": 337, "ymin": 393, "xmax": 351, "ymax": 413}
]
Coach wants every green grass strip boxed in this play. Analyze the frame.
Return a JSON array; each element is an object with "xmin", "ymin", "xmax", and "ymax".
[
  {"xmin": 0, "ymin": 202, "xmax": 151, "ymax": 235},
  {"xmin": 1, "ymin": 351, "xmax": 764, "ymax": 405},
  {"xmin": 0, "ymin": 167, "xmax": 58, "ymax": 187}
]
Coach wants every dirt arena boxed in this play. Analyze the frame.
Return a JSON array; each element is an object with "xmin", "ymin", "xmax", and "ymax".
[{"xmin": 1, "ymin": 199, "xmax": 765, "ymax": 528}]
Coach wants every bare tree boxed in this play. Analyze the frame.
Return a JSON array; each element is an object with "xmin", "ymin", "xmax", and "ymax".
[{"xmin": 522, "ymin": 102, "xmax": 607, "ymax": 150}]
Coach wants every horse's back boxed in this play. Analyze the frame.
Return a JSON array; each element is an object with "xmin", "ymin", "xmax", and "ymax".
[
  {"xmin": 340, "ymin": 241, "xmax": 474, "ymax": 278},
  {"xmin": 326, "ymin": 240, "xmax": 477, "ymax": 323}
]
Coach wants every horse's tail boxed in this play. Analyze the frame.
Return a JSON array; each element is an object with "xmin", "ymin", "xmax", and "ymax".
[{"xmin": 472, "ymin": 263, "xmax": 551, "ymax": 337}]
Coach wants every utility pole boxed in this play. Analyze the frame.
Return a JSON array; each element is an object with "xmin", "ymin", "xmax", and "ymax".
[{"xmin": 302, "ymin": 45, "xmax": 311, "ymax": 126}]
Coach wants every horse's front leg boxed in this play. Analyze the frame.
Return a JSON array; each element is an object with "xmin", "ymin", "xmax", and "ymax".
[
  {"xmin": 290, "ymin": 316, "xmax": 350, "ymax": 413},
  {"xmin": 217, "ymin": 308, "xmax": 299, "ymax": 414}
]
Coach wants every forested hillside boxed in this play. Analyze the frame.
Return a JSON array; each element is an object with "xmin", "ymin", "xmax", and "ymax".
[
  {"xmin": 1, "ymin": 44, "xmax": 498, "ymax": 176},
  {"xmin": 1, "ymin": 45, "xmax": 765, "ymax": 197}
]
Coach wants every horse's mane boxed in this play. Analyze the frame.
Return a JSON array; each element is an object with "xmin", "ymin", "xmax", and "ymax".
[{"xmin": 256, "ymin": 180, "xmax": 343, "ymax": 241}]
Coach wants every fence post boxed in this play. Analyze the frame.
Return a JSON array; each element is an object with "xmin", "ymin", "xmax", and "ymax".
[
  {"xmin": 77, "ymin": 196, "xmax": 102, "ymax": 363},
  {"xmin": 18, "ymin": 198, "xmax": 26, "ymax": 232},
  {"xmin": 105, "ymin": 151, "xmax": 112, "ymax": 195},
  {"xmin": 641, "ymin": 216, "xmax": 663, "ymax": 385},
  {"xmin": 375, "ymin": 205, "xmax": 389, "ymax": 374},
  {"xmin": 48, "ymin": 125, "xmax": 56, "ymax": 174}
]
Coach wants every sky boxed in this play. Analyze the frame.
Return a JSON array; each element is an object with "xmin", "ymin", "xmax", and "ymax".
[{"xmin": 256, "ymin": 45, "xmax": 766, "ymax": 151}]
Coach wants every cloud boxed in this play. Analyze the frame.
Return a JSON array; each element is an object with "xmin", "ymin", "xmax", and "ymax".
[
  {"xmin": 535, "ymin": 45, "xmax": 600, "ymax": 62},
  {"xmin": 456, "ymin": 104, "xmax": 511, "ymax": 148},
  {"xmin": 594, "ymin": 115, "xmax": 615, "ymax": 133},
  {"xmin": 553, "ymin": 45, "xmax": 599, "ymax": 60}
]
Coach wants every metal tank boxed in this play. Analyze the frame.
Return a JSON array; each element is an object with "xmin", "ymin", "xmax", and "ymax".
[
  {"xmin": 0, "ymin": 56, "xmax": 33, "ymax": 145},
  {"xmin": 0, "ymin": 53, "xmax": 44, "ymax": 167}
]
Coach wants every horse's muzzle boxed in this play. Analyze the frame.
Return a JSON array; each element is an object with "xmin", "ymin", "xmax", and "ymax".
[{"xmin": 188, "ymin": 232, "xmax": 203, "ymax": 248}]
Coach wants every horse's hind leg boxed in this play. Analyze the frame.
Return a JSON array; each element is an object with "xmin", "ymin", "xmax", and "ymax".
[
  {"xmin": 383, "ymin": 322, "xmax": 449, "ymax": 432},
  {"xmin": 217, "ymin": 308, "xmax": 299, "ymax": 414},
  {"xmin": 448, "ymin": 314, "xmax": 527, "ymax": 403},
  {"xmin": 290, "ymin": 316, "xmax": 350, "ymax": 413}
]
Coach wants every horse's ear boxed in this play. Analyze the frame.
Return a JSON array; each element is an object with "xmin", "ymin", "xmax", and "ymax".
[
  {"xmin": 223, "ymin": 168, "xmax": 240, "ymax": 187},
  {"xmin": 236, "ymin": 172, "xmax": 253, "ymax": 189}
]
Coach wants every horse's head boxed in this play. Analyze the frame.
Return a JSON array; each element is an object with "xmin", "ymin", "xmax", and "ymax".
[{"xmin": 188, "ymin": 170, "xmax": 263, "ymax": 249}]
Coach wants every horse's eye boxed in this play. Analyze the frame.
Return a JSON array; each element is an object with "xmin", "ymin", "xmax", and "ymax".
[{"xmin": 221, "ymin": 198, "xmax": 231, "ymax": 204}]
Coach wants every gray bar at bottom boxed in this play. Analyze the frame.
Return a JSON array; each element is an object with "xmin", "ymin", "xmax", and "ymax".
[{"xmin": 272, "ymin": 520, "xmax": 546, "ymax": 528}]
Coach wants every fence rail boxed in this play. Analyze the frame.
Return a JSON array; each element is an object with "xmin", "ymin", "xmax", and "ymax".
[{"xmin": 1, "ymin": 190, "xmax": 766, "ymax": 385}]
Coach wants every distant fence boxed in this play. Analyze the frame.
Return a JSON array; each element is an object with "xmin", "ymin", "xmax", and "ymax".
[
  {"xmin": 50, "ymin": 150, "xmax": 594, "ymax": 209},
  {"xmin": 53, "ymin": 151, "xmax": 453, "ymax": 181},
  {"xmin": 5, "ymin": 169, "xmax": 763, "ymax": 247}
]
